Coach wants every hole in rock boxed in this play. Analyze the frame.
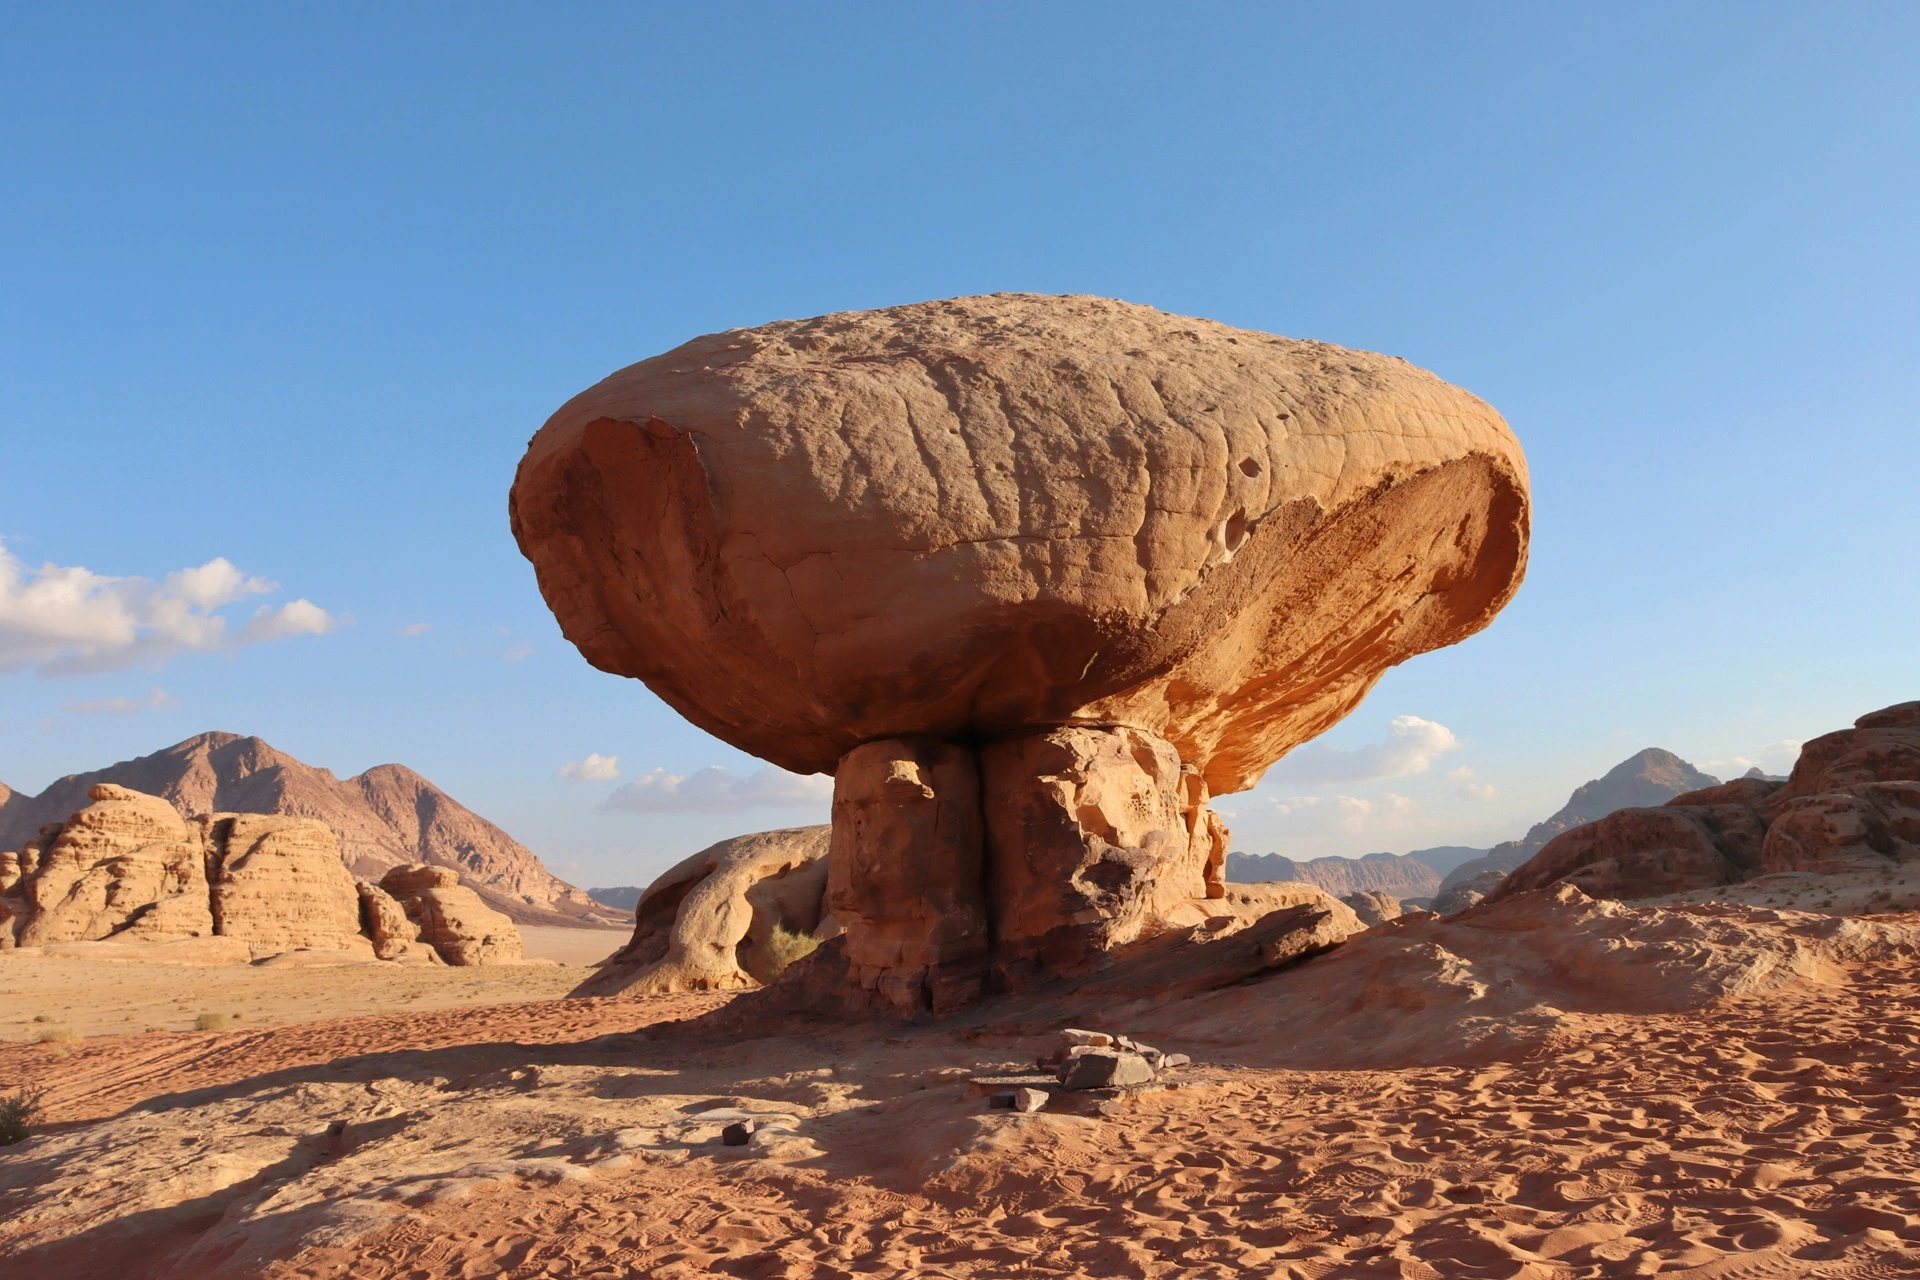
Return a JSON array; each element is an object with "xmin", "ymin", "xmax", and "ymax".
[
  {"xmin": 1224, "ymin": 508, "xmax": 1249, "ymax": 551},
  {"xmin": 1239, "ymin": 457, "xmax": 1261, "ymax": 477}
]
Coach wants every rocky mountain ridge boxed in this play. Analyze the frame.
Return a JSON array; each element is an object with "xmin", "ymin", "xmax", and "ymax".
[
  {"xmin": 0, "ymin": 733, "xmax": 617, "ymax": 928},
  {"xmin": 1223, "ymin": 851, "xmax": 1445, "ymax": 901}
]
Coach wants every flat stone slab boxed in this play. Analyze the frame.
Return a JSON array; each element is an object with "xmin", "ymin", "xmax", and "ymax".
[{"xmin": 968, "ymin": 1073, "xmax": 1061, "ymax": 1098}]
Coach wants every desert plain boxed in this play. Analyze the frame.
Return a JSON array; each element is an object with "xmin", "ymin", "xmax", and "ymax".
[{"xmin": 7, "ymin": 885, "xmax": 1920, "ymax": 1279}]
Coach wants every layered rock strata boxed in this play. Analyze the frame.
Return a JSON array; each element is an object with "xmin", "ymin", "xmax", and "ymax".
[
  {"xmin": 1492, "ymin": 702, "xmax": 1920, "ymax": 903},
  {"xmin": 514, "ymin": 294, "xmax": 1530, "ymax": 1004},
  {"xmin": 0, "ymin": 784, "xmax": 521, "ymax": 964}
]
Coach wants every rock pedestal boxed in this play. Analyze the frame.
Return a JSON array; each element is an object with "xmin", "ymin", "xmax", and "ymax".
[
  {"xmin": 824, "ymin": 723, "xmax": 1233, "ymax": 1005},
  {"xmin": 827, "ymin": 737, "xmax": 990, "ymax": 1011}
]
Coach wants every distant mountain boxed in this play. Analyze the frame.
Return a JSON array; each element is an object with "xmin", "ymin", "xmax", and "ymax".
[
  {"xmin": 0, "ymin": 732, "xmax": 622, "ymax": 929},
  {"xmin": 587, "ymin": 886, "xmax": 643, "ymax": 913},
  {"xmin": 1396, "ymin": 845, "xmax": 1486, "ymax": 878},
  {"xmin": 1225, "ymin": 851, "xmax": 1443, "ymax": 900},
  {"xmin": 1431, "ymin": 748, "xmax": 1719, "ymax": 907}
]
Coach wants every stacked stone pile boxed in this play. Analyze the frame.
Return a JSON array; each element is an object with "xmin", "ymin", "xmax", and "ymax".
[{"xmin": 973, "ymin": 1026, "xmax": 1194, "ymax": 1114}]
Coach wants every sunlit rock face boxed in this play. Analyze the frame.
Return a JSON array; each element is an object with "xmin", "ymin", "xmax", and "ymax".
[{"xmin": 512, "ymin": 294, "xmax": 1529, "ymax": 1004}]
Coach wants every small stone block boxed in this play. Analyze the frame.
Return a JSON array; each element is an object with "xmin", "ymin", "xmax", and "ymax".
[
  {"xmin": 1012, "ymin": 1087, "xmax": 1049, "ymax": 1113},
  {"xmin": 1161, "ymin": 1052, "xmax": 1191, "ymax": 1069},
  {"xmin": 1060, "ymin": 1049, "xmax": 1156, "ymax": 1090},
  {"xmin": 1060, "ymin": 1028, "xmax": 1113, "ymax": 1047}
]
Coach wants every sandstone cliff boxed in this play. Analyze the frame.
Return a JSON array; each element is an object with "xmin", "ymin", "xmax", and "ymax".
[
  {"xmin": 1, "ymin": 784, "xmax": 520, "ymax": 963},
  {"xmin": 0, "ymin": 733, "xmax": 614, "ymax": 928}
]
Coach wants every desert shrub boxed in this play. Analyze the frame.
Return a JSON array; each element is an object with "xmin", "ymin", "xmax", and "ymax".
[
  {"xmin": 33, "ymin": 1027, "xmax": 77, "ymax": 1045},
  {"xmin": 764, "ymin": 924, "xmax": 821, "ymax": 979},
  {"xmin": 195, "ymin": 1012, "xmax": 229, "ymax": 1032},
  {"xmin": 0, "ymin": 1088, "xmax": 44, "ymax": 1146}
]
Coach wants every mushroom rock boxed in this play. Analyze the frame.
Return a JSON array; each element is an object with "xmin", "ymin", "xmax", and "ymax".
[{"xmin": 512, "ymin": 294, "xmax": 1529, "ymax": 1000}]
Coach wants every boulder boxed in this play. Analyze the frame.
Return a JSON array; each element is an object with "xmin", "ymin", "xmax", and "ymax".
[
  {"xmin": 512, "ymin": 294, "xmax": 1527, "ymax": 793},
  {"xmin": 1059, "ymin": 1049, "xmax": 1156, "ymax": 1090},
  {"xmin": 378, "ymin": 864, "xmax": 522, "ymax": 966},
  {"xmin": 512, "ymin": 294, "xmax": 1529, "ymax": 1001},
  {"xmin": 0, "ymin": 783, "xmax": 511, "ymax": 962},
  {"xmin": 1341, "ymin": 889, "xmax": 1401, "ymax": 927},
  {"xmin": 575, "ymin": 826, "xmax": 832, "ymax": 996},
  {"xmin": 204, "ymin": 814, "xmax": 371, "ymax": 958},
  {"xmin": 15, "ymin": 785, "xmax": 213, "ymax": 946}
]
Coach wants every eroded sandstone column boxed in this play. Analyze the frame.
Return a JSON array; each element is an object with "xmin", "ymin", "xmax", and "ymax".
[
  {"xmin": 980, "ymin": 725, "xmax": 1205, "ymax": 983},
  {"xmin": 826, "ymin": 737, "xmax": 990, "ymax": 1011}
]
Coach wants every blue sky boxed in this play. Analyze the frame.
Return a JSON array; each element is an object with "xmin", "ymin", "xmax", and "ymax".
[{"xmin": 2, "ymin": 4, "xmax": 1915, "ymax": 888}]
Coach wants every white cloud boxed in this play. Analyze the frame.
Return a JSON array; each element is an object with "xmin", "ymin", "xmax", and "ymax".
[
  {"xmin": 61, "ymin": 687, "xmax": 180, "ymax": 715},
  {"xmin": 1267, "ymin": 715, "xmax": 1463, "ymax": 785},
  {"xmin": 238, "ymin": 599, "xmax": 337, "ymax": 644},
  {"xmin": 1705, "ymin": 739, "xmax": 1803, "ymax": 777},
  {"xmin": 1262, "ymin": 791, "xmax": 1418, "ymax": 835},
  {"xmin": 1446, "ymin": 765, "xmax": 1496, "ymax": 799},
  {"xmin": 0, "ymin": 542, "xmax": 339, "ymax": 676},
  {"xmin": 559, "ymin": 753, "xmax": 621, "ymax": 782},
  {"xmin": 503, "ymin": 642, "xmax": 534, "ymax": 662},
  {"xmin": 399, "ymin": 622, "xmax": 431, "ymax": 637},
  {"xmin": 605, "ymin": 764, "xmax": 832, "ymax": 813}
]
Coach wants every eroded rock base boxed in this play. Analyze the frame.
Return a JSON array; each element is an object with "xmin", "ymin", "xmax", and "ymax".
[{"xmin": 827, "ymin": 723, "xmax": 1238, "ymax": 1012}]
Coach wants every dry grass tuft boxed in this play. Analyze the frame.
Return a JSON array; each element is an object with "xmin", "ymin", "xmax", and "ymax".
[
  {"xmin": 764, "ymin": 924, "xmax": 822, "ymax": 979},
  {"xmin": 0, "ymin": 1088, "xmax": 44, "ymax": 1146}
]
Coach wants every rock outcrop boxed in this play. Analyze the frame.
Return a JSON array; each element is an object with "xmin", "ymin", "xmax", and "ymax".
[
  {"xmin": 0, "ymin": 732, "xmax": 611, "ymax": 928},
  {"xmin": 0, "ymin": 785, "xmax": 522, "ymax": 963},
  {"xmin": 205, "ymin": 814, "xmax": 372, "ymax": 956},
  {"xmin": 513, "ymin": 294, "xmax": 1529, "ymax": 1004},
  {"xmin": 12, "ymin": 785, "xmax": 212, "ymax": 946},
  {"xmin": 377, "ymin": 865, "xmax": 523, "ymax": 966},
  {"xmin": 1341, "ymin": 889, "xmax": 1402, "ymax": 926},
  {"xmin": 1491, "ymin": 703, "xmax": 1920, "ymax": 903},
  {"xmin": 578, "ymin": 826, "xmax": 833, "ymax": 996},
  {"xmin": 355, "ymin": 881, "xmax": 441, "ymax": 963}
]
